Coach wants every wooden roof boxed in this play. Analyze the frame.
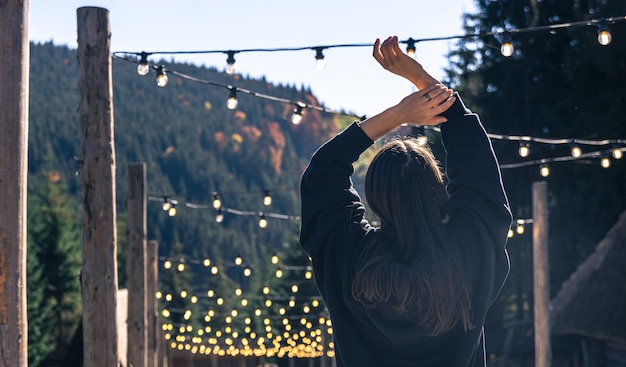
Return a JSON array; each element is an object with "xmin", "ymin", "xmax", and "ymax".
[{"xmin": 550, "ymin": 209, "xmax": 626, "ymax": 343}]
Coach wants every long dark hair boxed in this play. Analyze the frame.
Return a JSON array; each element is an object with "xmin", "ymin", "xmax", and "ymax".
[{"xmin": 351, "ymin": 137, "xmax": 472, "ymax": 336}]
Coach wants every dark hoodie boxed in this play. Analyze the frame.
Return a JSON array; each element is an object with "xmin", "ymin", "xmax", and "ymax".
[{"xmin": 299, "ymin": 95, "xmax": 512, "ymax": 367}]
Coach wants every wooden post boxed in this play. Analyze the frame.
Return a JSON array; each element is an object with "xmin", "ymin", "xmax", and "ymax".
[
  {"xmin": 77, "ymin": 7, "xmax": 119, "ymax": 367},
  {"xmin": 533, "ymin": 181, "xmax": 551, "ymax": 367},
  {"xmin": 147, "ymin": 240, "xmax": 159, "ymax": 367},
  {"xmin": 0, "ymin": 1, "xmax": 29, "ymax": 366},
  {"xmin": 128, "ymin": 164, "xmax": 148, "ymax": 367}
]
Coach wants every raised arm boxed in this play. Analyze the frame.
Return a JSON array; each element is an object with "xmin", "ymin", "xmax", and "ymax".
[
  {"xmin": 359, "ymin": 36, "xmax": 455, "ymax": 141},
  {"xmin": 372, "ymin": 36, "xmax": 440, "ymax": 90}
]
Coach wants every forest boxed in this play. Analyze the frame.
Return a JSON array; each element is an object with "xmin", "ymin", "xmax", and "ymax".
[{"xmin": 26, "ymin": 1, "xmax": 626, "ymax": 366}]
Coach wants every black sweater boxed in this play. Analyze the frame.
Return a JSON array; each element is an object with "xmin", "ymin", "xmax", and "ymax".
[{"xmin": 299, "ymin": 95, "xmax": 512, "ymax": 367}]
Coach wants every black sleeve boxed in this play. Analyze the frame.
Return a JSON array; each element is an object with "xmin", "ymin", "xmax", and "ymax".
[
  {"xmin": 299, "ymin": 122, "xmax": 373, "ymax": 261},
  {"xmin": 440, "ymin": 94, "xmax": 512, "ymax": 246},
  {"xmin": 440, "ymin": 94, "xmax": 512, "ymax": 304}
]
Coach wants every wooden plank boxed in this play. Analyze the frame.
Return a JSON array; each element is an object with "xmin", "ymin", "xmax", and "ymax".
[
  {"xmin": 77, "ymin": 7, "xmax": 119, "ymax": 367},
  {"xmin": 147, "ymin": 240, "xmax": 159, "ymax": 367},
  {"xmin": 533, "ymin": 181, "xmax": 551, "ymax": 367},
  {"xmin": 0, "ymin": 0, "xmax": 29, "ymax": 366},
  {"xmin": 127, "ymin": 164, "xmax": 148, "ymax": 367}
]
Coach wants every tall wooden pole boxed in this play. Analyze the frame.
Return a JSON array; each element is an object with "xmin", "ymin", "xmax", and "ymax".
[
  {"xmin": 147, "ymin": 240, "xmax": 159, "ymax": 367},
  {"xmin": 533, "ymin": 181, "xmax": 551, "ymax": 367},
  {"xmin": 77, "ymin": 7, "xmax": 119, "ymax": 367},
  {"xmin": 0, "ymin": 1, "xmax": 29, "ymax": 366},
  {"xmin": 128, "ymin": 164, "xmax": 148, "ymax": 367}
]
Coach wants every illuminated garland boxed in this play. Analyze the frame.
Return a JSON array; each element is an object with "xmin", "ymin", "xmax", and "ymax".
[{"xmin": 156, "ymin": 251, "xmax": 334, "ymax": 359}]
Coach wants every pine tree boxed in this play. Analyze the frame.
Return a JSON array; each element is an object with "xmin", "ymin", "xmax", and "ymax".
[
  {"xmin": 27, "ymin": 165, "xmax": 82, "ymax": 361},
  {"xmin": 27, "ymin": 226, "xmax": 55, "ymax": 367}
]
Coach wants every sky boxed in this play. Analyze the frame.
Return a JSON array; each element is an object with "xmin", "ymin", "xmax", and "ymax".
[{"xmin": 28, "ymin": 0, "xmax": 477, "ymax": 117}]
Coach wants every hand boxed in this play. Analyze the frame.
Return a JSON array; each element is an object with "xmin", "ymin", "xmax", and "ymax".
[
  {"xmin": 358, "ymin": 84, "xmax": 455, "ymax": 141},
  {"xmin": 373, "ymin": 36, "xmax": 440, "ymax": 89},
  {"xmin": 393, "ymin": 84, "xmax": 456, "ymax": 126}
]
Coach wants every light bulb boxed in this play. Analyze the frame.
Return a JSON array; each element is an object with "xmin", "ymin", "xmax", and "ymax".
[
  {"xmin": 226, "ymin": 51, "xmax": 236, "ymax": 75},
  {"xmin": 518, "ymin": 142, "xmax": 530, "ymax": 158},
  {"xmin": 539, "ymin": 164, "xmax": 550, "ymax": 177},
  {"xmin": 597, "ymin": 21, "xmax": 612, "ymax": 46},
  {"xmin": 275, "ymin": 268, "xmax": 283, "ymax": 278},
  {"xmin": 291, "ymin": 284, "xmax": 298, "ymax": 293},
  {"xmin": 156, "ymin": 66, "xmax": 168, "ymax": 87},
  {"xmin": 508, "ymin": 229, "xmax": 514, "ymax": 238},
  {"xmin": 601, "ymin": 156, "xmax": 611, "ymax": 168},
  {"xmin": 227, "ymin": 88, "xmax": 238, "ymax": 110},
  {"xmin": 271, "ymin": 253, "xmax": 279, "ymax": 265},
  {"xmin": 314, "ymin": 48, "xmax": 325, "ymax": 71},
  {"xmin": 137, "ymin": 63, "xmax": 150, "ymax": 76},
  {"xmin": 516, "ymin": 224, "xmax": 524, "ymax": 235},
  {"xmin": 612, "ymin": 147, "xmax": 623, "ymax": 160},
  {"xmin": 215, "ymin": 209, "xmax": 224, "ymax": 223},
  {"xmin": 291, "ymin": 104, "xmax": 304, "ymax": 125},
  {"xmin": 162, "ymin": 199, "xmax": 171, "ymax": 211},
  {"xmin": 406, "ymin": 38, "xmax": 416, "ymax": 58},
  {"xmin": 500, "ymin": 33, "xmax": 514, "ymax": 57},
  {"xmin": 243, "ymin": 266, "xmax": 252, "ymax": 277},
  {"xmin": 137, "ymin": 52, "xmax": 150, "ymax": 75},
  {"xmin": 417, "ymin": 135, "xmax": 428, "ymax": 146},
  {"xmin": 235, "ymin": 255, "xmax": 243, "ymax": 266},
  {"xmin": 570, "ymin": 144, "xmax": 582, "ymax": 158},
  {"xmin": 263, "ymin": 191, "xmax": 272, "ymax": 206},
  {"xmin": 259, "ymin": 214, "xmax": 268, "ymax": 228},
  {"xmin": 168, "ymin": 206, "xmax": 177, "ymax": 217},
  {"xmin": 501, "ymin": 42, "xmax": 514, "ymax": 57},
  {"xmin": 212, "ymin": 194, "xmax": 222, "ymax": 209}
]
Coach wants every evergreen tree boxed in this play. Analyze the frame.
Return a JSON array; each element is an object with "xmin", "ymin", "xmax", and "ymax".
[
  {"xmin": 27, "ymin": 225, "xmax": 55, "ymax": 367},
  {"xmin": 27, "ymin": 166, "xmax": 82, "ymax": 359},
  {"xmin": 445, "ymin": 0, "xmax": 626, "ymax": 328}
]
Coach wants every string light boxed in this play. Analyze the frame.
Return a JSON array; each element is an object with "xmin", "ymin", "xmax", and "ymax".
[
  {"xmin": 225, "ymin": 51, "xmax": 237, "ymax": 74},
  {"xmin": 263, "ymin": 190, "xmax": 272, "ymax": 206},
  {"xmin": 212, "ymin": 194, "xmax": 222, "ymax": 209},
  {"xmin": 162, "ymin": 197, "xmax": 172, "ymax": 211},
  {"xmin": 518, "ymin": 142, "xmax": 530, "ymax": 158},
  {"xmin": 601, "ymin": 155, "xmax": 611, "ymax": 168},
  {"xmin": 243, "ymin": 266, "xmax": 252, "ymax": 277},
  {"xmin": 215, "ymin": 209, "xmax": 224, "ymax": 223},
  {"xmin": 156, "ymin": 65, "xmax": 168, "ymax": 87},
  {"xmin": 570, "ymin": 143, "xmax": 582, "ymax": 158},
  {"xmin": 168, "ymin": 202, "xmax": 177, "ymax": 217},
  {"xmin": 597, "ymin": 20, "xmax": 612, "ymax": 46},
  {"xmin": 540, "ymin": 164, "xmax": 550, "ymax": 177},
  {"xmin": 234, "ymin": 255, "xmax": 243, "ymax": 266},
  {"xmin": 291, "ymin": 103, "xmax": 304, "ymax": 125},
  {"xmin": 613, "ymin": 146, "xmax": 623, "ymax": 160},
  {"xmin": 137, "ymin": 51, "xmax": 150, "ymax": 76},
  {"xmin": 258, "ymin": 214, "xmax": 268, "ymax": 229},
  {"xmin": 226, "ymin": 87, "xmax": 238, "ymax": 110},
  {"xmin": 500, "ymin": 32, "xmax": 514, "ymax": 57},
  {"xmin": 271, "ymin": 253, "xmax": 279, "ymax": 265},
  {"xmin": 405, "ymin": 37, "xmax": 416, "ymax": 58},
  {"xmin": 313, "ymin": 47, "xmax": 325, "ymax": 71}
]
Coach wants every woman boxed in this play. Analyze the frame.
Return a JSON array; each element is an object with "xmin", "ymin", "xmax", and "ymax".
[{"xmin": 300, "ymin": 36, "xmax": 512, "ymax": 367}]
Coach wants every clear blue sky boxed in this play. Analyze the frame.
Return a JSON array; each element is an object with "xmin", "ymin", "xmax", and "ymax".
[{"xmin": 29, "ymin": 1, "xmax": 477, "ymax": 117}]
